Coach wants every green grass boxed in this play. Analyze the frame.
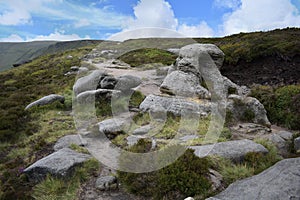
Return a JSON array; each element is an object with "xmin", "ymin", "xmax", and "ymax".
[
  {"xmin": 32, "ymin": 158, "xmax": 100, "ymax": 200},
  {"xmin": 118, "ymin": 48, "xmax": 177, "ymax": 68},
  {"xmin": 0, "ymin": 45, "xmax": 97, "ymax": 199}
]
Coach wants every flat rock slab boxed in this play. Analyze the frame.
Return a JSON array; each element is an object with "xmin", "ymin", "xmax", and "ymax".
[
  {"xmin": 98, "ymin": 118, "xmax": 128, "ymax": 139},
  {"xmin": 190, "ymin": 139, "xmax": 268, "ymax": 163},
  {"xmin": 54, "ymin": 134, "xmax": 87, "ymax": 151},
  {"xmin": 140, "ymin": 94, "xmax": 211, "ymax": 117},
  {"xmin": 207, "ymin": 157, "xmax": 300, "ymax": 200},
  {"xmin": 24, "ymin": 148, "xmax": 91, "ymax": 182}
]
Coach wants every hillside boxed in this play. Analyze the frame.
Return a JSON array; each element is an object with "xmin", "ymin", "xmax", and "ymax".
[
  {"xmin": 0, "ymin": 40, "xmax": 101, "ymax": 72},
  {"xmin": 0, "ymin": 28, "xmax": 299, "ymax": 199}
]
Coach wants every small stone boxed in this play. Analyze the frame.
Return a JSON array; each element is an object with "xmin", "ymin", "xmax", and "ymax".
[
  {"xmin": 95, "ymin": 176, "xmax": 117, "ymax": 191},
  {"xmin": 133, "ymin": 125, "xmax": 152, "ymax": 135},
  {"xmin": 294, "ymin": 137, "xmax": 300, "ymax": 153}
]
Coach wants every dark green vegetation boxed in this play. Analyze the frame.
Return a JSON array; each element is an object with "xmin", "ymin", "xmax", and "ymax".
[
  {"xmin": 0, "ymin": 45, "xmax": 98, "ymax": 199},
  {"xmin": 0, "ymin": 40, "xmax": 101, "ymax": 72},
  {"xmin": 251, "ymin": 84, "xmax": 300, "ymax": 130},
  {"xmin": 118, "ymin": 48, "xmax": 177, "ymax": 67},
  {"xmin": 118, "ymin": 141, "xmax": 212, "ymax": 200},
  {"xmin": 118, "ymin": 139, "xmax": 281, "ymax": 200}
]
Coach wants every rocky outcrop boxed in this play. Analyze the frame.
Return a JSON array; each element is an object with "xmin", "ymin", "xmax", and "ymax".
[
  {"xmin": 54, "ymin": 135, "xmax": 87, "ymax": 151},
  {"xmin": 207, "ymin": 157, "xmax": 300, "ymax": 200},
  {"xmin": 227, "ymin": 95, "xmax": 271, "ymax": 127},
  {"xmin": 160, "ymin": 71, "xmax": 210, "ymax": 99},
  {"xmin": 24, "ymin": 148, "xmax": 91, "ymax": 182},
  {"xmin": 25, "ymin": 94, "xmax": 65, "ymax": 110},
  {"xmin": 190, "ymin": 139, "xmax": 269, "ymax": 163},
  {"xmin": 266, "ymin": 131, "xmax": 293, "ymax": 156},
  {"xmin": 73, "ymin": 70, "xmax": 107, "ymax": 96},
  {"xmin": 140, "ymin": 94, "xmax": 212, "ymax": 117}
]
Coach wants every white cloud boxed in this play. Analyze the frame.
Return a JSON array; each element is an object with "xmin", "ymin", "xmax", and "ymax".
[
  {"xmin": 178, "ymin": 22, "xmax": 214, "ymax": 37},
  {"xmin": 214, "ymin": 0, "xmax": 241, "ymax": 9},
  {"xmin": 74, "ymin": 19, "xmax": 91, "ymax": 28},
  {"xmin": 0, "ymin": 34, "xmax": 25, "ymax": 42},
  {"xmin": 124, "ymin": 0, "xmax": 178, "ymax": 30},
  {"xmin": 110, "ymin": 0, "xmax": 214, "ymax": 41},
  {"xmin": 0, "ymin": 31, "xmax": 90, "ymax": 42},
  {"xmin": 221, "ymin": 0, "xmax": 300, "ymax": 35},
  {"xmin": 0, "ymin": 0, "xmax": 128, "ymax": 28},
  {"xmin": 26, "ymin": 31, "xmax": 91, "ymax": 41}
]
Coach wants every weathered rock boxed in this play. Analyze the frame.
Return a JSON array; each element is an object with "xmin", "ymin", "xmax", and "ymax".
[
  {"xmin": 54, "ymin": 135, "xmax": 87, "ymax": 151},
  {"xmin": 24, "ymin": 148, "xmax": 91, "ymax": 182},
  {"xmin": 175, "ymin": 44, "xmax": 225, "ymax": 77},
  {"xmin": 160, "ymin": 70, "xmax": 210, "ymax": 99},
  {"xmin": 278, "ymin": 131, "xmax": 293, "ymax": 141},
  {"xmin": 98, "ymin": 118, "xmax": 128, "ymax": 139},
  {"xmin": 208, "ymin": 169, "xmax": 224, "ymax": 192},
  {"xmin": 140, "ymin": 94, "xmax": 212, "ymax": 117},
  {"xmin": 190, "ymin": 139, "xmax": 268, "ymax": 163},
  {"xmin": 95, "ymin": 176, "xmax": 118, "ymax": 191},
  {"xmin": 25, "ymin": 94, "xmax": 65, "ymax": 110},
  {"xmin": 76, "ymin": 89, "xmax": 121, "ymax": 104},
  {"xmin": 126, "ymin": 135, "xmax": 147, "ymax": 146},
  {"xmin": 231, "ymin": 123, "xmax": 271, "ymax": 140},
  {"xmin": 180, "ymin": 135, "xmax": 199, "ymax": 142},
  {"xmin": 78, "ymin": 67, "xmax": 89, "ymax": 73},
  {"xmin": 167, "ymin": 48, "xmax": 180, "ymax": 55},
  {"xmin": 207, "ymin": 157, "xmax": 300, "ymax": 200},
  {"xmin": 149, "ymin": 104, "xmax": 167, "ymax": 122},
  {"xmin": 73, "ymin": 70, "xmax": 107, "ymax": 96},
  {"xmin": 294, "ymin": 137, "xmax": 300, "ymax": 153},
  {"xmin": 266, "ymin": 131, "xmax": 294, "ymax": 156},
  {"xmin": 227, "ymin": 95, "xmax": 271, "ymax": 127},
  {"xmin": 100, "ymin": 75, "xmax": 118, "ymax": 89},
  {"xmin": 115, "ymin": 75, "xmax": 142, "ymax": 91},
  {"xmin": 133, "ymin": 124, "xmax": 152, "ymax": 135},
  {"xmin": 70, "ymin": 66, "xmax": 79, "ymax": 71},
  {"xmin": 184, "ymin": 197, "xmax": 195, "ymax": 200}
]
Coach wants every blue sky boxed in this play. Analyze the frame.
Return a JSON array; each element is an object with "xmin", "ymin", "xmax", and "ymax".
[{"xmin": 0, "ymin": 0, "xmax": 299, "ymax": 41}]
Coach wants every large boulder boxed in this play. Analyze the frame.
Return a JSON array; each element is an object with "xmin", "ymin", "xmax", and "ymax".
[
  {"xmin": 206, "ymin": 157, "xmax": 300, "ymax": 200},
  {"xmin": 265, "ymin": 131, "xmax": 293, "ymax": 156},
  {"xmin": 227, "ymin": 95, "xmax": 271, "ymax": 127},
  {"xmin": 160, "ymin": 70, "xmax": 210, "ymax": 99},
  {"xmin": 174, "ymin": 44, "xmax": 225, "ymax": 77},
  {"xmin": 25, "ymin": 94, "xmax": 65, "ymax": 110},
  {"xmin": 73, "ymin": 70, "xmax": 107, "ymax": 96},
  {"xmin": 140, "ymin": 94, "xmax": 212, "ymax": 117},
  {"xmin": 190, "ymin": 139, "xmax": 268, "ymax": 163},
  {"xmin": 23, "ymin": 148, "xmax": 91, "ymax": 182},
  {"xmin": 54, "ymin": 134, "xmax": 87, "ymax": 151},
  {"xmin": 115, "ymin": 75, "xmax": 142, "ymax": 91}
]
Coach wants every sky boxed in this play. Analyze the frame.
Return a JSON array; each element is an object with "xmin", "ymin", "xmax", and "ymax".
[{"xmin": 0, "ymin": 0, "xmax": 300, "ymax": 42}]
